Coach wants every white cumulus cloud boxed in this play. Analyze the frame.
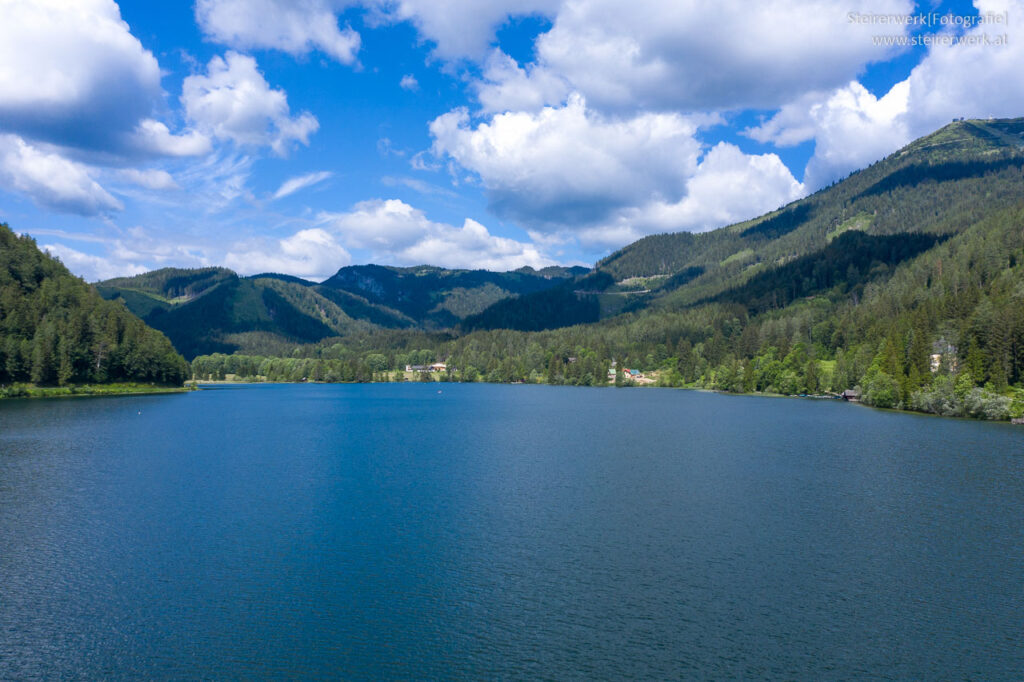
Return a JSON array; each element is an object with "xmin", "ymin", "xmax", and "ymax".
[
  {"xmin": 474, "ymin": 0, "xmax": 912, "ymax": 114},
  {"xmin": 0, "ymin": 134, "xmax": 122, "ymax": 216},
  {"xmin": 0, "ymin": 0, "xmax": 207, "ymax": 161},
  {"xmin": 319, "ymin": 198, "xmax": 554, "ymax": 270},
  {"xmin": 591, "ymin": 142, "xmax": 807, "ymax": 246},
  {"xmin": 428, "ymin": 94, "xmax": 803, "ymax": 249},
  {"xmin": 182, "ymin": 52, "xmax": 319, "ymax": 156},
  {"xmin": 130, "ymin": 119, "xmax": 212, "ymax": 158},
  {"xmin": 0, "ymin": 0, "xmax": 162, "ymax": 153},
  {"xmin": 429, "ymin": 93, "xmax": 702, "ymax": 230},
  {"xmin": 747, "ymin": 0, "xmax": 1024, "ymax": 189},
  {"xmin": 225, "ymin": 228, "xmax": 352, "ymax": 280},
  {"xmin": 747, "ymin": 80, "xmax": 911, "ymax": 190},
  {"xmin": 0, "ymin": 0, "xmax": 215, "ymax": 213},
  {"xmin": 195, "ymin": 0, "xmax": 361, "ymax": 64},
  {"xmin": 474, "ymin": 50, "xmax": 570, "ymax": 114},
  {"xmin": 901, "ymin": 0, "xmax": 1024, "ymax": 131},
  {"xmin": 367, "ymin": 0, "xmax": 560, "ymax": 60}
]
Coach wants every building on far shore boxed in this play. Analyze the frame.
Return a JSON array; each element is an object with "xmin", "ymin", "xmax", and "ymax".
[{"xmin": 405, "ymin": 362, "xmax": 448, "ymax": 373}]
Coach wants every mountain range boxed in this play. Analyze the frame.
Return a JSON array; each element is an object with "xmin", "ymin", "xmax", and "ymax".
[
  {"xmin": 97, "ymin": 263, "xmax": 587, "ymax": 358},
  {"xmin": 178, "ymin": 117, "xmax": 1024, "ymax": 419},
  {"xmin": 103, "ymin": 118, "xmax": 1024, "ymax": 359}
]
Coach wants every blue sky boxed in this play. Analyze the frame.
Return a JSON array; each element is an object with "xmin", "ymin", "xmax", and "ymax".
[{"xmin": 0, "ymin": 0, "xmax": 1019, "ymax": 281}]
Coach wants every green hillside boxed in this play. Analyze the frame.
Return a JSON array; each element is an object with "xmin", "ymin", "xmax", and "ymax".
[
  {"xmin": 189, "ymin": 118, "xmax": 1024, "ymax": 420},
  {"xmin": 98, "ymin": 263, "xmax": 586, "ymax": 359},
  {"xmin": 0, "ymin": 224, "xmax": 189, "ymax": 389},
  {"xmin": 98, "ymin": 270, "xmax": 374, "ymax": 359},
  {"xmin": 468, "ymin": 118, "xmax": 1024, "ymax": 332},
  {"xmin": 318, "ymin": 264, "xmax": 588, "ymax": 328}
]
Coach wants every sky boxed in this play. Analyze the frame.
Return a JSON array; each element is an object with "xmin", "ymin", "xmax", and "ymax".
[{"xmin": 1, "ymin": 0, "xmax": 1021, "ymax": 282}]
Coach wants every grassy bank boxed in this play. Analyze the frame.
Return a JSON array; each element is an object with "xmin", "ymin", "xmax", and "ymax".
[{"xmin": 0, "ymin": 382, "xmax": 192, "ymax": 399}]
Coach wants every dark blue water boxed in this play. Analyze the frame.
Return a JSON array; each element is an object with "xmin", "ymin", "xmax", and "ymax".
[{"xmin": 1, "ymin": 384, "xmax": 1022, "ymax": 679}]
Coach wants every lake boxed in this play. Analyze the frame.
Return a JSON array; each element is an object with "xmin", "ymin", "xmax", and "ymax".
[{"xmin": 1, "ymin": 383, "xmax": 1022, "ymax": 679}]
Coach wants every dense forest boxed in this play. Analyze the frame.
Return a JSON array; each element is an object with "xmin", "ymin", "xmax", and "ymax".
[
  {"xmin": 0, "ymin": 224, "xmax": 190, "ymax": 390},
  {"xmin": 188, "ymin": 119, "xmax": 1024, "ymax": 421}
]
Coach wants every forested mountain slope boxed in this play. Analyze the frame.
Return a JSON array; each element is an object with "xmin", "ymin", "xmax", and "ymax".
[
  {"xmin": 0, "ymin": 224, "xmax": 189, "ymax": 387},
  {"xmin": 467, "ymin": 118, "xmax": 1024, "ymax": 332},
  {"xmin": 318, "ymin": 264, "xmax": 588, "ymax": 328},
  {"xmin": 98, "ymin": 263, "xmax": 586, "ymax": 358},
  {"xmin": 98, "ymin": 269, "xmax": 376, "ymax": 359}
]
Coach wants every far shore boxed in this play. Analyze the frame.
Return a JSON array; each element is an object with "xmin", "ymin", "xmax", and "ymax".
[
  {"xmin": 186, "ymin": 376, "xmax": 1023, "ymax": 424},
  {"xmin": 193, "ymin": 374, "xmax": 848, "ymax": 404},
  {"xmin": 0, "ymin": 383, "xmax": 193, "ymax": 400}
]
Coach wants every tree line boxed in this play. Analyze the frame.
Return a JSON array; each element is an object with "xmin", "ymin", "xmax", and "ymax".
[{"xmin": 1, "ymin": 224, "xmax": 190, "ymax": 388}]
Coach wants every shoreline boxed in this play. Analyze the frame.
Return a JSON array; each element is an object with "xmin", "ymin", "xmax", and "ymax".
[
  {"xmin": 0, "ymin": 383, "xmax": 193, "ymax": 400},
  {"xmin": 13, "ymin": 377, "xmax": 1016, "ymax": 424},
  {"xmin": 189, "ymin": 377, "xmax": 1021, "ymax": 423}
]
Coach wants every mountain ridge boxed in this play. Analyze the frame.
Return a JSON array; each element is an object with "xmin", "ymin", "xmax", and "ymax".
[
  {"xmin": 97, "ymin": 262, "xmax": 587, "ymax": 358},
  {"xmin": 459, "ymin": 117, "xmax": 1024, "ymax": 332}
]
